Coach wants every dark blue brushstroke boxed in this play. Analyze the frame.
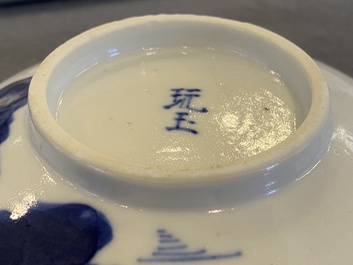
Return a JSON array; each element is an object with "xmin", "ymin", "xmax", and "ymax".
[
  {"xmin": 152, "ymin": 249, "xmax": 207, "ymax": 256},
  {"xmin": 0, "ymin": 115, "xmax": 12, "ymax": 144},
  {"xmin": 138, "ymin": 229, "xmax": 242, "ymax": 263},
  {"xmin": 138, "ymin": 251, "xmax": 242, "ymax": 263},
  {"xmin": 0, "ymin": 76, "xmax": 31, "ymax": 144},
  {"xmin": 0, "ymin": 202, "xmax": 113, "ymax": 265},
  {"xmin": 158, "ymin": 244, "xmax": 188, "ymax": 251}
]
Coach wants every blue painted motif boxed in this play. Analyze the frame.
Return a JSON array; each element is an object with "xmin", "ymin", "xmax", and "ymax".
[
  {"xmin": 164, "ymin": 88, "xmax": 208, "ymax": 134},
  {"xmin": 138, "ymin": 229, "xmax": 242, "ymax": 263},
  {"xmin": 0, "ymin": 202, "xmax": 112, "ymax": 265},
  {"xmin": 0, "ymin": 76, "xmax": 31, "ymax": 144}
]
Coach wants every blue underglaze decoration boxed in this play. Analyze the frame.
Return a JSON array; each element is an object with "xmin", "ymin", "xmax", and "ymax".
[
  {"xmin": 138, "ymin": 229, "xmax": 242, "ymax": 263},
  {"xmin": 166, "ymin": 112, "xmax": 198, "ymax": 134},
  {"xmin": 164, "ymin": 88, "xmax": 208, "ymax": 134},
  {"xmin": 0, "ymin": 202, "xmax": 112, "ymax": 265},
  {"xmin": 0, "ymin": 76, "xmax": 31, "ymax": 144},
  {"xmin": 163, "ymin": 89, "xmax": 208, "ymax": 113}
]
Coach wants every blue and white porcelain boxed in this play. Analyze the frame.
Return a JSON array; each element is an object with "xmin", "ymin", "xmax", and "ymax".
[{"xmin": 1, "ymin": 15, "xmax": 353, "ymax": 264}]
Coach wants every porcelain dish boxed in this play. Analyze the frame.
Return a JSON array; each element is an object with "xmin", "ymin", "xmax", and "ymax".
[{"xmin": 1, "ymin": 15, "xmax": 353, "ymax": 264}]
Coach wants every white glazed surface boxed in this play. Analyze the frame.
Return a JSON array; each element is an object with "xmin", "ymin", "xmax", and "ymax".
[
  {"xmin": 1, "ymin": 62, "xmax": 353, "ymax": 264},
  {"xmin": 56, "ymin": 47, "xmax": 297, "ymax": 168}
]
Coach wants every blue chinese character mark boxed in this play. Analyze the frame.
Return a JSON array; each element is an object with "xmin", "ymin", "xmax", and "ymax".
[
  {"xmin": 166, "ymin": 112, "xmax": 198, "ymax": 135},
  {"xmin": 164, "ymin": 88, "xmax": 208, "ymax": 134},
  {"xmin": 164, "ymin": 88, "xmax": 208, "ymax": 113}
]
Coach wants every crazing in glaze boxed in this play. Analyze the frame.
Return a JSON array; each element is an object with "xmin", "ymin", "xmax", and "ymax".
[
  {"xmin": 0, "ymin": 202, "xmax": 112, "ymax": 265},
  {"xmin": 138, "ymin": 229, "xmax": 242, "ymax": 263},
  {"xmin": 164, "ymin": 88, "xmax": 208, "ymax": 134},
  {"xmin": 0, "ymin": 77, "xmax": 31, "ymax": 143}
]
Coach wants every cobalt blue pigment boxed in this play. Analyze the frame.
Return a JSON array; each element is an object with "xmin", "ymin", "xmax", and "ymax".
[
  {"xmin": 164, "ymin": 88, "xmax": 208, "ymax": 135},
  {"xmin": 0, "ymin": 203, "xmax": 113, "ymax": 265},
  {"xmin": 0, "ymin": 77, "xmax": 31, "ymax": 144},
  {"xmin": 138, "ymin": 229, "xmax": 242, "ymax": 263}
]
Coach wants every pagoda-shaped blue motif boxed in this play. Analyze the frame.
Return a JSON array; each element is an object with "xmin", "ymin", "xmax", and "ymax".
[{"xmin": 138, "ymin": 229, "xmax": 242, "ymax": 263}]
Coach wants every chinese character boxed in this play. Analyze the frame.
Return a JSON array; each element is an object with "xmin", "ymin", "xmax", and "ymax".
[
  {"xmin": 166, "ymin": 112, "xmax": 198, "ymax": 134},
  {"xmin": 164, "ymin": 88, "xmax": 208, "ymax": 134},
  {"xmin": 163, "ymin": 88, "xmax": 208, "ymax": 113}
]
